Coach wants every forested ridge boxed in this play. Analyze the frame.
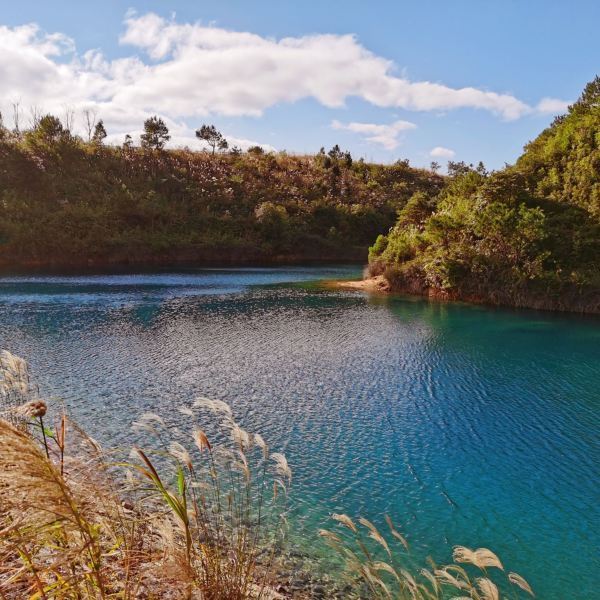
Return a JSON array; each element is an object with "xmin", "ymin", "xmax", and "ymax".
[
  {"xmin": 369, "ymin": 77, "xmax": 600, "ymax": 313},
  {"xmin": 1, "ymin": 78, "xmax": 598, "ymax": 313},
  {"xmin": 0, "ymin": 117, "xmax": 441, "ymax": 268}
]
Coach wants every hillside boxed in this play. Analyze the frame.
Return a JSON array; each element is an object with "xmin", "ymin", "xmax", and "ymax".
[
  {"xmin": 0, "ymin": 127, "xmax": 441, "ymax": 269},
  {"xmin": 368, "ymin": 77, "xmax": 600, "ymax": 313}
]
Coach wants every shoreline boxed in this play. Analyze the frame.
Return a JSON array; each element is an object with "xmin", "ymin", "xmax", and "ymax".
[
  {"xmin": 0, "ymin": 257, "xmax": 366, "ymax": 277},
  {"xmin": 328, "ymin": 276, "xmax": 600, "ymax": 316},
  {"xmin": 326, "ymin": 274, "xmax": 391, "ymax": 293}
]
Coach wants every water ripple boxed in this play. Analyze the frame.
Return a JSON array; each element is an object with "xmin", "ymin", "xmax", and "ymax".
[{"xmin": 0, "ymin": 267, "xmax": 598, "ymax": 599}]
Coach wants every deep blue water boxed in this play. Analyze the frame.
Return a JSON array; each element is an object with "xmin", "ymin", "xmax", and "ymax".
[{"xmin": 0, "ymin": 266, "xmax": 598, "ymax": 599}]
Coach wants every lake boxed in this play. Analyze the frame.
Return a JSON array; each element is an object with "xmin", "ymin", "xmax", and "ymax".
[{"xmin": 0, "ymin": 266, "xmax": 598, "ymax": 599}]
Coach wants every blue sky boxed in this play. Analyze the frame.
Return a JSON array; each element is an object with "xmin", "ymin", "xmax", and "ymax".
[{"xmin": 1, "ymin": 1, "xmax": 598, "ymax": 168}]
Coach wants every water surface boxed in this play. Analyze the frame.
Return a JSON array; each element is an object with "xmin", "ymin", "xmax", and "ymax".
[{"xmin": 0, "ymin": 267, "xmax": 598, "ymax": 599}]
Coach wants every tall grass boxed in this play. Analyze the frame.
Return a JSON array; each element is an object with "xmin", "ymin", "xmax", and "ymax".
[
  {"xmin": 1, "ymin": 350, "xmax": 535, "ymax": 599},
  {"xmin": 0, "ymin": 351, "xmax": 290, "ymax": 599},
  {"xmin": 319, "ymin": 514, "xmax": 534, "ymax": 599}
]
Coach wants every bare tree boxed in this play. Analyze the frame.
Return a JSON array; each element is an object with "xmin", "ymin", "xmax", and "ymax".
[
  {"xmin": 11, "ymin": 100, "xmax": 21, "ymax": 134},
  {"xmin": 29, "ymin": 105, "xmax": 42, "ymax": 129},
  {"xmin": 62, "ymin": 105, "xmax": 75, "ymax": 133},
  {"xmin": 83, "ymin": 108, "xmax": 97, "ymax": 141}
]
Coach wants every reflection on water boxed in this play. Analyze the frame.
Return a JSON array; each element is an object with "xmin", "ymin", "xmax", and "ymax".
[{"xmin": 0, "ymin": 266, "xmax": 598, "ymax": 599}]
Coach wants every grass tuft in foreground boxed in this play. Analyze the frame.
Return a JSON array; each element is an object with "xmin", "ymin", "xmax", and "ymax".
[
  {"xmin": 1, "ymin": 350, "xmax": 534, "ymax": 599},
  {"xmin": 320, "ymin": 513, "xmax": 534, "ymax": 599}
]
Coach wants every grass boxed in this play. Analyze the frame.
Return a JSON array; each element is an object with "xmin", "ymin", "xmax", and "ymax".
[
  {"xmin": 0, "ymin": 350, "xmax": 535, "ymax": 599},
  {"xmin": 319, "ymin": 515, "xmax": 534, "ymax": 599}
]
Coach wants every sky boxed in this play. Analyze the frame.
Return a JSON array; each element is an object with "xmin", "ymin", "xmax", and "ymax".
[{"xmin": 0, "ymin": 0, "xmax": 598, "ymax": 169}]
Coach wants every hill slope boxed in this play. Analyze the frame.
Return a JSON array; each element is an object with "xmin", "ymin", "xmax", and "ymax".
[
  {"xmin": 368, "ymin": 77, "xmax": 600, "ymax": 313},
  {"xmin": 0, "ymin": 132, "xmax": 441, "ymax": 269}
]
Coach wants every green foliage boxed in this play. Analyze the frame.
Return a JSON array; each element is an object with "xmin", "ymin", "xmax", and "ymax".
[
  {"xmin": 368, "ymin": 234, "xmax": 388, "ymax": 262},
  {"xmin": 371, "ymin": 77, "xmax": 600, "ymax": 312},
  {"xmin": 196, "ymin": 124, "xmax": 229, "ymax": 155},
  {"xmin": 140, "ymin": 115, "xmax": 170, "ymax": 150},
  {"xmin": 25, "ymin": 115, "xmax": 72, "ymax": 149},
  {"xmin": 396, "ymin": 191, "xmax": 437, "ymax": 228},
  {"xmin": 247, "ymin": 145, "xmax": 265, "ymax": 155},
  {"xmin": 517, "ymin": 75, "xmax": 600, "ymax": 217},
  {"xmin": 0, "ymin": 122, "xmax": 442, "ymax": 268},
  {"xmin": 91, "ymin": 120, "xmax": 107, "ymax": 145}
]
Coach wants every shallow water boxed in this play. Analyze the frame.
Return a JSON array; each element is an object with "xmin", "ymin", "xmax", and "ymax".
[{"xmin": 0, "ymin": 266, "xmax": 598, "ymax": 598}]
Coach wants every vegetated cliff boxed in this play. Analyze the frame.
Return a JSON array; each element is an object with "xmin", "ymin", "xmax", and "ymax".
[{"xmin": 368, "ymin": 77, "xmax": 600, "ymax": 313}]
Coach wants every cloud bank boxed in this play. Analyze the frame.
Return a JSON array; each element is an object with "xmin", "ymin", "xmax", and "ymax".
[{"xmin": 0, "ymin": 13, "xmax": 570, "ymax": 147}]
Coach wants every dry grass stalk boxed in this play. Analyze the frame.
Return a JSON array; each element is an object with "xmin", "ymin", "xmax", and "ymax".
[
  {"xmin": 453, "ymin": 546, "xmax": 504, "ymax": 571},
  {"xmin": 508, "ymin": 572, "xmax": 535, "ymax": 596},
  {"xmin": 321, "ymin": 514, "xmax": 536, "ymax": 599},
  {"xmin": 0, "ymin": 350, "xmax": 293, "ymax": 599},
  {"xmin": 0, "ymin": 350, "xmax": 34, "ymax": 428},
  {"xmin": 1, "ymin": 351, "xmax": 537, "ymax": 600}
]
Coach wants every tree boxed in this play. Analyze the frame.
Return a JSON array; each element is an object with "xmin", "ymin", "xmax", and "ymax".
[
  {"xmin": 83, "ymin": 108, "xmax": 98, "ymax": 142},
  {"xmin": 123, "ymin": 134, "xmax": 133, "ymax": 149},
  {"xmin": 397, "ymin": 191, "xmax": 437, "ymax": 228},
  {"xmin": 196, "ymin": 124, "xmax": 228, "ymax": 155},
  {"xmin": 447, "ymin": 160, "xmax": 474, "ymax": 177},
  {"xmin": 571, "ymin": 75, "xmax": 600, "ymax": 112},
  {"xmin": 476, "ymin": 161, "xmax": 488, "ymax": 176},
  {"xmin": 26, "ymin": 114, "xmax": 70, "ymax": 146},
  {"xmin": 92, "ymin": 120, "xmax": 107, "ymax": 145},
  {"xmin": 328, "ymin": 144, "xmax": 351, "ymax": 166},
  {"xmin": 247, "ymin": 145, "xmax": 265, "ymax": 155},
  {"xmin": 62, "ymin": 106, "xmax": 75, "ymax": 133},
  {"xmin": 140, "ymin": 116, "xmax": 170, "ymax": 150},
  {"xmin": 11, "ymin": 100, "xmax": 21, "ymax": 134},
  {"xmin": 430, "ymin": 161, "xmax": 440, "ymax": 173},
  {"xmin": 328, "ymin": 144, "xmax": 343, "ymax": 161},
  {"xmin": 315, "ymin": 147, "xmax": 332, "ymax": 168}
]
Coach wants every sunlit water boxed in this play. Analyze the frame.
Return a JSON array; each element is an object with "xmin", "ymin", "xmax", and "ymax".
[{"xmin": 0, "ymin": 266, "xmax": 598, "ymax": 599}]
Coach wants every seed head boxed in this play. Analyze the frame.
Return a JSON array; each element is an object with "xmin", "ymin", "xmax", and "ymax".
[{"xmin": 16, "ymin": 400, "xmax": 47, "ymax": 418}]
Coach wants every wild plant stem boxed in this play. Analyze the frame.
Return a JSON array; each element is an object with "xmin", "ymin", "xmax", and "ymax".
[{"xmin": 39, "ymin": 415, "xmax": 50, "ymax": 459}]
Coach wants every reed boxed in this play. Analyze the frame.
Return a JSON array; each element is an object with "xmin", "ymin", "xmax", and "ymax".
[
  {"xmin": 319, "ymin": 513, "xmax": 534, "ymax": 599},
  {"xmin": 0, "ymin": 351, "xmax": 290, "ymax": 599},
  {"xmin": 1, "ymin": 351, "xmax": 535, "ymax": 599}
]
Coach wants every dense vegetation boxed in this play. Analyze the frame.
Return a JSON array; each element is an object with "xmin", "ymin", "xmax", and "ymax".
[
  {"xmin": 369, "ymin": 77, "xmax": 600, "ymax": 313},
  {"xmin": 0, "ymin": 116, "xmax": 441, "ymax": 268},
  {"xmin": 1, "ymin": 79, "xmax": 597, "ymax": 312}
]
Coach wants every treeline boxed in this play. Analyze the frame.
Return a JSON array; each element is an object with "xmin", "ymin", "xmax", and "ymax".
[
  {"xmin": 0, "ymin": 114, "xmax": 442, "ymax": 268},
  {"xmin": 369, "ymin": 77, "xmax": 600, "ymax": 313}
]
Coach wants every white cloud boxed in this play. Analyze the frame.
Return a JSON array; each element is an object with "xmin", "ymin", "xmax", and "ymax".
[
  {"xmin": 536, "ymin": 97, "xmax": 570, "ymax": 115},
  {"xmin": 0, "ymin": 13, "xmax": 554, "ymax": 148},
  {"xmin": 430, "ymin": 146, "xmax": 455, "ymax": 159},
  {"xmin": 331, "ymin": 119, "xmax": 416, "ymax": 150},
  {"xmin": 115, "ymin": 13, "xmax": 531, "ymax": 120}
]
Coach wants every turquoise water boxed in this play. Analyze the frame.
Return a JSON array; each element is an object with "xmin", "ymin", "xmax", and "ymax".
[{"xmin": 0, "ymin": 266, "xmax": 598, "ymax": 598}]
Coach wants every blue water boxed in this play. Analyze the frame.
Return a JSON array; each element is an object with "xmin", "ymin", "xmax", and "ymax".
[{"xmin": 0, "ymin": 266, "xmax": 598, "ymax": 599}]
